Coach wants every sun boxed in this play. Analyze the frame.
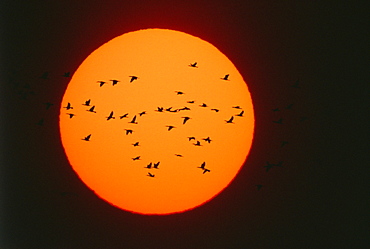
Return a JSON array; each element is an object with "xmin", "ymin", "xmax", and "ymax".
[{"xmin": 59, "ymin": 28, "xmax": 254, "ymax": 215}]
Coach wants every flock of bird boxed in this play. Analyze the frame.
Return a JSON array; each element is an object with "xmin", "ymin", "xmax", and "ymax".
[{"xmin": 61, "ymin": 62, "xmax": 244, "ymax": 178}]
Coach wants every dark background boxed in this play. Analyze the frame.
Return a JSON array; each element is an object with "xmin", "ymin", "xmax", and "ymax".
[{"xmin": 1, "ymin": 1, "xmax": 367, "ymax": 248}]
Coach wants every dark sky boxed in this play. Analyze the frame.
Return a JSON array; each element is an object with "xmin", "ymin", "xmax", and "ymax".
[{"xmin": 1, "ymin": 1, "xmax": 367, "ymax": 248}]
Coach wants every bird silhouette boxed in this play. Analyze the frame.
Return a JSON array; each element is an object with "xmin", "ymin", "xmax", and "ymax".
[
  {"xmin": 199, "ymin": 103, "xmax": 207, "ymax": 107},
  {"xmin": 139, "ymin": 111, "xmax": 146, "ymax": 116},
  {"xmin": 182, "ymin": 117, "xmax": 191, "ymax": 124},
  {"xmin": 281, "ymin": 141, "xmax": 289, "ymax": 147},
  {"xmin": 175, "ymin": 154, "xmax": 183, "ymax": 157},
  {"xmin": 97, "ymin": 81, "xmax": 106, "ymax": 87},
  {"xmin": 87, "ymin": 106, "xmax": 96, "ymax": 113},
  {"xmin": 166, "ymin": 125, "xmax": 176, "ymax": 131},
  {"xmin": 225, "ymin": 116, "xmax": 234, "ymax": 123},
  {"xmin": 153, "ymin": 162, "xmax": 160, "ymax": 169},
  {"xmin": 236, "ymin": 110, "xmax": 244, "ymax": 117},
  {"xmin": 285, "ymin": 103, "xmax": 294, "ymax": 110},
  {"xmin": 37, "ymin": 119, "xmax": 44, "ymax": 126},
  {"xmin": 145, "ymin": 162, "xmax": 152, "ymax": 169},
  {"xmin": 232, "ymin": 106, "xmax": 241, "ymax": 109},
  {"xmin": 40, "ymin": 72, "xmax": 49, "ymax": 79},
  {"xmin": 290, "ymin": 79, "xmax": 300, "ymax": 88},
  {"xmin": 273, "ymin": 118, "xmax": 283, "ymax": 124},
  {"xmin": 175, "ymin": 91, "xmax": 184, "ymax": 95},
  {"xmin": 264, "ymin": 162, "xmax": 274, "ymax": 172},
  {"xmin": 63, "ymin": 72, "xmax": 70, "ymax": 77},
  {"xmin": 193, "ymin": 140, "xmax": 202, "ymax": 146},
  {"xmin": 82, "ymin": 134, "xmax": 91, "ymax": 141},
  {"xmin": 147, "ymin": 172, "xmax": 155, "ymax": 177},
  {"xmin": 124, "ymin": 129, "xmax": 133, "ymax": 135},
  {"xmin": 203, "ymin": 169, "xmax": 210, "ymax": 174},
  {"xmin": 132, "ymin": 142, "xmax": 140, "ymax": 147},
  {"xmin": 132, "ymin": 156, "xmax": 141, "ymax": 161},
  {"xmin": 198, "ymin": 162, "xmax": 206, "ymax": 169},
  {"xmin": 211, "ymin": 108, "xmax": 219, "ymax": 112},
  {"xmin": 179, "ymin": 106, "xmax": 191, "ymax": 111},
  {"xmin": 272, "ymin": 108, "xmax": 280, "ymax": 112},
  {"xmin": 66, "ymin": 113, "xmax": 75, "ymax": 119},
  {"xmin": 168, "ymin": 109, "xmax": 178, "ymax": 113},
  {"xmin": 129, "ymin": 115, "xmax": 138, "ymax": 124},
  {"xmin": 165, "ymin": 107, "xmax": 173, "ymax": 112},
  {"xmin": 256, "ymin": 185, "xmax": 263, "ymax": 191},
  {"xmin": 188, "ymin": 136, "xmax": 196, "ymax": 141},
  {"xmin": 221, "ymin": 74, "xmax": 229, "ymax": 80},
  {"xmin": 111, "ymin": 79, "xmax": 119, "ymax": 86},
  {"xmin": 202, "ymin": 137, "xmax": 212, "ymax": 143},
  {"xmin": 189, "ymin": 62, "xmax": 198, "ymax": 67},
  {"xmin": 83, "ymin": 99, "xmax": 91, "ymax": 106},
  {"xmin": 64, "ymin": 102, "xmax": 73, "ymax": 110},
  {"xmin": 129, "ymin": 76, "xmax": 138, "ymax": 83},
  {"xmin": 120, "ymin": 113, "xmax": 129, "ymax": 119},
  {"xmin": 187, "ymin": 100, "xmax": 195, "ymax": 104},
  {"xmin": 155, "ymin": 107, "xmax": 164, "ymax": 112},
  {"xmin": 44, "ymin": 102, "xmax": 54, "ymax": 110},
  {"xmin": 106, "ymin": 111, "xmax": 115, "ymax": 120}
]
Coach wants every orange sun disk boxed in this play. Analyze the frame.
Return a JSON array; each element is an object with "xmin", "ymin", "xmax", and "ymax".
[{"xmin": 59, "ymin": 28, "xmax": 254, "ymax": 215}]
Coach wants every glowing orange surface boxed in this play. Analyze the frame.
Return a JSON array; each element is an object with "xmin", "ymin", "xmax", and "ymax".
[{"xmin": 59, "ymin": 29, "xmax": 254, "ymax": 215}]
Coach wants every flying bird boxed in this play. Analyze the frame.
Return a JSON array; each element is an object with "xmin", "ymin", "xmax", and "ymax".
[
  {"xmin": 272, "ymin": 108, "xmax": 280, "ymax": 112},
  {"xmin": 129, "ymin": 115, "xmax": 138, "ymax": 124},
  {"xmin": 147, "ymin": 172, "xmax": 155, "ymax": 177},
  {"xmin": 40, "ymin": 72, "xmax": 49, "ymax": 79},
  {"xmin": 202, "ymin": 137, "xmax": 212, "ymax": 143},
  {"xmin": 63, "ymin": 72, "xmax": 70, "ymax": 77},
  {"xmin": 132, "ymin": 142, "xmax": 140, "ymax": 147},
  {"xmin": 124, "ymin": 129, "xmax": 133, "ymax": 135},
  {"xmin": 111, "ymin": 79, "xmax": 119, "ymax": 86},
  {"xmin": 175, "ymin": 91, "xmax": 184, "ymax": 95},
  {"xmin": 82, "ymin": 134, "xmax": 91, "ymax": 141},
  {"xmin": 193, "ymin": 140, "xmax": 202, "ymax": 146},
  {"xmin": 37, "ymin": 119, "xmax": 44, "ymax": 126},
  {"xmin": 139, "ymin": 111, "xmax": 146, "ymax": 116},
  {"xmin": 165, "ymin": 107, "xmax": 173, "ymax": 112},
  {"xmin": 129, "ymin": 76, "xmax": 138, "ymax": 83},
  {"xmin": 44, "ymin": 102, "xmax": 54, "ymax": 110},
  {"xmin": 179, "ymin": 106, "xmax": 191, "ymax": 111},
  {"xmin": 225, "ymin": 116, "xmax": 234, "ymax": 124},
  {"xmin": 145, "ymin": 162, "xmax": 152, "ymax": 169},
  {"xmin": 97, "ymin": 81, "xmax": 106, "ymax": 87},
  {"xmin": 155, "ymin": 107, "xmax": 164, "ymax": 112},
  {"xmin": 83, "ymin": 99, "xmax": 91, "ymax": 106},
  {"xmin": 187, "ymin": 100, "xmax": 195, "ymax": 104},
  {"xmin": 153, "ymin": 162, "xmax": 160, "ymax": 169},
  {"xmin": 199, "ymin": 103, "xmax": 207, "ymax": 107},
  {"xmin": 63, "ymin": 102, "xmax": 73, "ymax": 110},
  {"xmin": 106, "ymin": 111, "xmax": 115, "ymax": 120},
  {"xmin": 166, "ymin": 125, "xmax": 176, "ymax": 131},
  {"xmin": 198, "ymin": 162, "xmax": 206, "ymax": 169},
  {"xmin": 66, "ymin": 113, "xmax": 75, "ymax": 119},
  {"xmin": 290, "ymin": 79, "xmax": 300, "ymax": 88},
  {"xmin": 256, "ymin": 185, "xmax": 263, "ymax": 191},
  {"xmin": 202, "ymin": 169, "xmax": 211, "ymax": 174},
  {"xmin": 175, "ymin": 154, "xmax": 183, "ymax": 157},
  {"xmin": 285, "ymin": 103, "xmax": 294, "ymax": 110},
  {"xmin": 236, "ymin": 110, "xmax": 244, "ymax": 117},
  {"xmin": 87, "ymin": 106, "xmax": 96, "ymax": 113},
  {"xmin": 168, "ymin": 109, "xmax": 178, "ymax": 113},
  {"xmin": 189, "ymin": 62, "xmax": 198, "ymax": 67},
  {"xmin": 281, "ymin": 141, "xmax": 289, "ymax": 147},
  {"xmin": 264, "ymin": 162, "xmax": 275, "ymax": 172},
  {"xmin": 232, "ymin": 106, "xmax": 242, "ymax": 109},
  {"xmin": 182, "ymin": 117, "xmax": 191, "ymax": 124},
  {"xmin": 188, "ymin": 136, "xmax": 196, "ymax": 141},
  {"xmin": 221, "ymin": 74, "xmax": 229, "ymax": 80},
  {"xmin": 120, "ymin": 113, "xmax": 129, "ymax": 119},
  {"xmin": 211, "ymin": 108, "xmax": 219, "ymax": 112},
  {"xmin": 132, "ymin": 156, "xmax": 141, "ymax": 161},
  {"xmin": 273, "ymin": 118, "xmax": 283, "ymax": 124}
]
